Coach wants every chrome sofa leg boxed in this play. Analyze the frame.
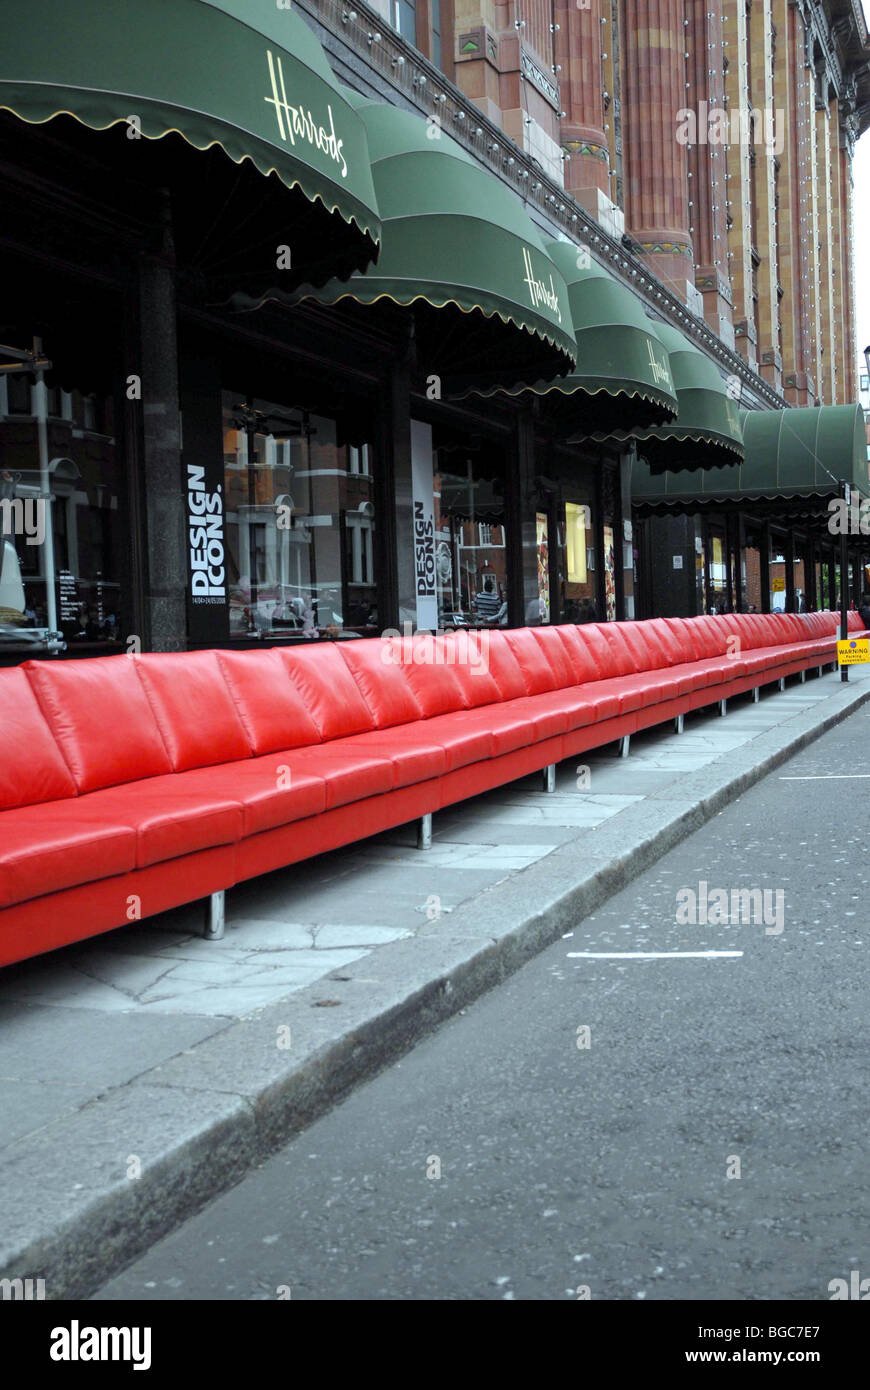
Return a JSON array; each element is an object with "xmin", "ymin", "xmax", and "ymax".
[
  {"xmin": 618, "ymin": 735, "xmax": 630, "ymax": 758},
  {"xmin": 800, "ymin": 669, "xmax": 806, "ymax": 683},
  {"xmin": 203, "ymin": 890, "xmax": 225, "ymax": 941},
  {"xmin": 718, "ymin": 699, "xmax": 727, "ymax": 716},
  {"xmin": 674, "ymin": 714, "xmax": 684, "ymax": 734},
  {"xmin": 542, "ymin": 763, "xmax": 556, "ymax": 793},
  {"xmin": 817, "ymin": 666, "xmax": 823, "ymax": 677},
  {"xmin": 752, "ymin": 686, "xmax": 760, "ymax": 703},
  {"xmin": 417, "ymin": 813, "xmax": 433, "ymax": 850},
  {"xmin": 778, "ymin": 676, "xmax": 786, "ymax": 692}
]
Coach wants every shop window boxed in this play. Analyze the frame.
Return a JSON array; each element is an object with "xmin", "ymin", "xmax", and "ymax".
[
  {"xmin": 221, "ymin": 393, "xmax": 378, "ymax": 640},
  {"xmin": 433, "ymin": 441, "xmax": 509, "ymax": 628},
  {"xmin": 0, "ymin": 384, "xmax": 122, "ymax": 651}
]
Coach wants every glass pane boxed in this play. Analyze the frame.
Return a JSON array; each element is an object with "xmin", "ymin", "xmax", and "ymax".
[
  {"xmin": 0, "ymin": 384, "xmax": 122, "ymax": 651},
  {"xmin": 562, "ymin": 500, "xmax": 597, "ymax": 622},
  {"xmin": 222, "ymin": 393, "xmax": 378, "ymax": 640},
  {"xmin": 433, "ymin": 446, "xmax": 509, "ymax": 628}
]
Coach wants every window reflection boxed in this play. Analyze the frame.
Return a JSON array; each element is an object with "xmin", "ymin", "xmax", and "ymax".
[
  {"xmin": 221, "ymin": 393, "xmax": 378, "ymax": 640},
  {"xmin": 0, "ymin": 376, "xmax": 122, "ymax": 651},
  {"xmin": 433, "ymin": 448, "xmax": 508, "ymax": 629}
]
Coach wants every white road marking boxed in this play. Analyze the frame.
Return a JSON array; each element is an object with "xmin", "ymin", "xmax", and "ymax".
[{"xmin": 567, "ymin": 950, "xmax": 743, "ymax": 960}]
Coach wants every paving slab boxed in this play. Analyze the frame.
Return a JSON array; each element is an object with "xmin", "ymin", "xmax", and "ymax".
[{"xmin": 0, "ymin": 663, "xmax": 867, "ymax": 1297}]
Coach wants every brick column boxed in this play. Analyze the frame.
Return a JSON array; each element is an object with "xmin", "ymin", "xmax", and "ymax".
[
  {"xmin": 555, "ymin": 0, "xmax": 610, "ymax": 202},
  {"xmin": 724, "ymin": 0, "xmax": 757, "ymax": 372},
  {"xmin": 686, "ymin": 0, "xmax": 733, "ymax": 344},
  {"xmin": 748, "ymin": 0, "xmax": 782, "ymax": 394},
  {"xmin": 621, "ymin": 0, "xmax": 693, "ymax": 298}
]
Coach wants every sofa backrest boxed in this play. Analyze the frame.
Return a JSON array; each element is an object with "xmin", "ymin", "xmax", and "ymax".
[
  {"xmin": 337, "ymin": 640, "xmax": 425, "ymax": 730},
  {"xmin": 217, "ymin": 649, "xmax": 322, "ymax": 755},
  {"xmin": 26, "ymin": 655, "xmax": 173, "ymax": 792},
  {"xmin": 0, "ymin": 667, "xmax": 78, "ymax": 810},
  {"xmin": 136, "ymin": 651, "xmax": 253, "ymax": 771}
]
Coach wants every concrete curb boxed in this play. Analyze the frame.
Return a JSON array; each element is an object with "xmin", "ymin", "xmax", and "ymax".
[{"xmin": 2, "ymin": 673, "xmax": 868, "ymax": 1298}]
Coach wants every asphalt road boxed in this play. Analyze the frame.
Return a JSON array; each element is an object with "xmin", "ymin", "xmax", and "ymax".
[{"xmin": 96, "ymin": 705, "xmax": 870, "ymax": 1301}]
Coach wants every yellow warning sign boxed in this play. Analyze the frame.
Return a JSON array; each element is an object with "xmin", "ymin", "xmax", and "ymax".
[
  {"xmin": 771, "ymin": 577, "xmax": 785, "ymax": 592},
  {"xmin": 837, "ymin": 637, "xmax": 870, "ymax": 665}
]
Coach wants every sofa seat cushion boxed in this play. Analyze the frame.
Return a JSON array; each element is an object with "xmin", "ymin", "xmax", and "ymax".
[
  {"xmin": 511, "ymin": 685, "xmax": 621, "ymax": 731},
  {"xmin": 672, "ymin": 657, "xmax": 747, "ymax": 688},
  {"xmin": 394, "ymin": 714, "xmax": 495, "ymax": 771},
  {"xmin": 446, "ymin": 705, "xmax": 538, "ymax": 756},
  {"xmin": 73, "ymin": 781, "xmax": 245, "ymax": 867},
  {"xmin": 282, "ymin": 746, "xmax": 394, "ymax": 808},
  {"xmin": 164, "ymin": 761, "xmax": 328, "ymax": 836},
  {"xmin": 313, "ymin": 730, "xmax": 447, "ymax": 788},
  {"xmin": 497, "ymin": 694, "xmax": 571, "ymax": 741},
  {"xmin": 0, "ymin": 807, "xmax": 137, "ymax": 908},
  {"xmin": 591, "ymin": 672, "xmax": 673, "ymax": 714}
]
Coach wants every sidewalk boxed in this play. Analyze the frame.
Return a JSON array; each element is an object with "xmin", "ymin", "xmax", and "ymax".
[{"xmin": 2, "ymin": 663, "xmax": 868, "ymax": 1297}]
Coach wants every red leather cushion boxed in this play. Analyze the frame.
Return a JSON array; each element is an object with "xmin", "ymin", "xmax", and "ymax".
[
  {"xmin": 395, "ymin": 635, "xmax": 470, "ymax": 717},
  {"xmin": 531, "ymin": 627, "xmax": 577, "ymax": 687},
  {"xmin": 0, "ymin": 668, "xmax": 77, "ymax": 810},
  {"xmin": 580, "ymin": 624, "xmax": 634, "ymax": 677},
  {"xmin": 695, "ymin": 616, "xmax": 730, "ymax": 656},
  {"xmin": 500, "ymin": 694, "xmax": 570, "ymax": 740},
  {"xmin": 440, "ymin": 632, "xmax": 502, "ymax": 708},
  {"xmin": 337, "ymin": 639, "xmax": 424, "ymax": 730},
  {"xmin": 136, "ymin": 651, "xmax": 252, "ymax": 771},
  {"xmin": 662, "ymin": 617, "xmax": 700, "ymax": 662},
  {"xmin": 555, "ymin": 626, "xmax": 605, "ymax": 683},
  {"xmin": 374, "ymin": 711, "xmax": 493, "ymax": 770},
  {"xmin": 615, "ymin": 621, "xmax": 660, "ymax": 672},
  {"xmin": 528, "ymin": 684, "xmax": 621, "ymax": 727},
  {"xmin": 321, "ymin": 729, "xmax": 446, "ymax": 787},
  {"xmin": 279, "ymin": 643, "xmax": 373, "ymax": 740},
  {"xmin": 170, "ymin": 759, "xmax": 327, "ymax": 836},
  {"xmin": 849, "ymin": 610, "xmax": 865, "ymax": 632},
  {"xmin": 216, "ymin": 649, "xmax": 321, "ymax": 754},
  {"xmin": 644, "ymin": 618, "xmax": 685, "ymax": 666},
  {"xmin": 485, "ymin": 633, "xmax": 529, "ymax": 699},
  {"xmin": 286, "ymin": 745, "xmax": 394, "ymax": 808},
  {"xmin": 502, "ymin": 628, "xmax": 560, "ymax": 693},
  {"xmin": 0, "ymin": 804, "xmax": 136, "ymax": 908},
  {"xmin": 73, "ymin": 781, "xmax": 244, "ymax": 868},
  {"xmin": 26, "ymin": 655, "xmax": 172, "ymax": 793},
  {"xmin": 456, "ymin": 704, "xmax": 537, "ymax": 755}
]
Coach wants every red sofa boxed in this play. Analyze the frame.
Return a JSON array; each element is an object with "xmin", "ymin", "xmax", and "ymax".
[{"xmin": 0, "ymin": 610, "xmax": 862, "ymax": 968}]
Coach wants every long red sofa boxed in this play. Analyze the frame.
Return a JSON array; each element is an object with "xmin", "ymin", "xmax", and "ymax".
[{"xmin": 0, "ymin": 609, "xmax": 862, "ymax": 968}]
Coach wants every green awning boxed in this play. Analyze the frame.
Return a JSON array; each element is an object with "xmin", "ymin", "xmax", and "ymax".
[
  {"xmin": 503, "ymin": 242, "xmax": 678, "ymax": 434},
  {"xmin": 0, "ymin": 0, "xmax": 381, "ymax": 289},
  {"xmin": 261, "ymin": 95, "xmax": 576, "ymax": 395},
  {"xmin": 622, "ymin": 322, "xmax": 744, "ymax": 471},
  {"xmin": 631, "ymin": 405, "xmax": 868, "ymax": 513}
]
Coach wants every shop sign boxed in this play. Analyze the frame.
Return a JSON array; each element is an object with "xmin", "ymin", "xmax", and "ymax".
[
  {"xmin": 265, "ymin": 51, "xmax": 348, "ymax": 178},
  {"xmin": 185, "ymin": 462, "xmax": 227, "ymax": 643},
  {"xmin": 410, "ymin": 420, "xmax": 439, "ymax": 630}
]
